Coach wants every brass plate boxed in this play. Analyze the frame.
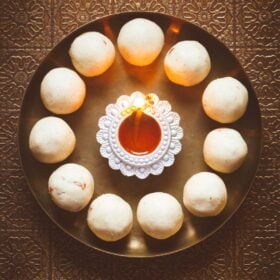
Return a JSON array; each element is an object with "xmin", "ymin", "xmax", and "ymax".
[{"xmin": 18, "ymin": 12, "xmax": 262, "ymax": 257}]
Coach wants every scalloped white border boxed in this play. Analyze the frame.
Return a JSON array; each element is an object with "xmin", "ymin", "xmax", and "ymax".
[{"xmin": 96, "ymin": 92, "xmax": 183, "ymax": 179}]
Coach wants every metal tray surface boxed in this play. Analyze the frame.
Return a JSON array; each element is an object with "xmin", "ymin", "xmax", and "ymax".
[{"xmin": 18, "ymin": 12, "xmax": 262, "ymax": 257}]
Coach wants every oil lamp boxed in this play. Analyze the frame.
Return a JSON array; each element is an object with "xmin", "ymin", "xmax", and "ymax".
[{"xmin": 97, "ymin": 91, "xmax": 183, "ymax": 179}]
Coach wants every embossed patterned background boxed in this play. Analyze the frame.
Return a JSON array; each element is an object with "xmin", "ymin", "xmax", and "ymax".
[{"xmin": 0, "ymin": 0, "xmax": 279, "ymax": 279}]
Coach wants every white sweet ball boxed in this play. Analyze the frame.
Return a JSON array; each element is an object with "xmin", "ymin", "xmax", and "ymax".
[
  {"xmin": 164, "ymin": 41, "xmax": 211, "ymax": 86},
  {"xmin": 203, "ymin": 128, "xmax": 248, "ymax": 173},
  {"xmin": 29, "ymin": 116, "xmax": 76, "ymax": 163},
  {"xmin": 117, "ymin": 18, "xmax": 164, "ymax": 66},
  {"xmin": 48, "ymin": 163, "xmax": 94, "ymax": 212},
  {"xmin": 40, "ymin": 67, "xmax": 86, "ymax": 114},
  {"xmin": 69, "ymin": 32, "xmax": 115, "ymax": 77},
  {"xmin": 87, "ymin": 194, "xmax": 133, "ymax": 242},
  {"xmin": 202, "ymin": 77, "xmax": 249, "ymax": 123},
  {"xmin": 183, "ymin": 172, "xmax": 227, "ymax": 217},
  {"xmin": 137, "ymin": 192, "xmax": 184, "ymax": 240}
]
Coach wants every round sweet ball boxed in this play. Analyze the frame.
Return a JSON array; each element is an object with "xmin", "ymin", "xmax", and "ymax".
[
  {"xmin": 117, "ymin": 18, "xmax": 164, "ymax": 66},
  {"xmin": 164, "ymin": 41, "xmax": 211, "ymax": 86},
  {"xmin": 203, "ymin": 128, "xmax": 248, "ymax": 173},
  {"xmin": 183, "ymin": 172, "xmax": 227, "ymax": 217},
  {"xmin": 29, "ymin": 116, "xmax": 76, "ymax": 164},
  {"xmin": 40, "ymin": 67, "xmax": 86, "ymax": 114},
  {"xmin": 48, "ymin": 163, "xmax": 94, "ymax": 212},
  {"xmin": 69, "ymin": 32, "xmax": 115, "ymax": 77},
  {"xmin": 137, "ymin": 192, "xmax": 184, "ymax": 240},
  {"xmin": 202, "ymin": 77, "xmax": 249, "ymax": 123},
  {"xmin": 87, "ymin": 194, "xmax": 133, "ymax": 242}
]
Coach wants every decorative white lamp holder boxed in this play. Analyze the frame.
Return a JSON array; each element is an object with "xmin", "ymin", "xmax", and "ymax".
[{"xmin": 96, "ymin": 91, "xmax": 183, "ymax": 179}]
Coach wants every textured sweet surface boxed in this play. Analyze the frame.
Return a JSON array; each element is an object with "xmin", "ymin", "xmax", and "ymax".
[
  {"xmin": 69, "ymin": 32, "xmax": 115, "ymax": 77},
  {"xmin": 137, "ymin": 192, "xmax": 184, "ymax": 239},
  {"xmin": 164, "ymin": 41, "xmax": 211, "ymax": 86},
  {"xmin": 202, "ymin": 77, "xmax": 248, "ymax": 123},
  {"xmin": 48, "ymin": 163, "xmax": 94, "ymax": 212},
  {"xmin": 183, "ymin": 172, "xmax": 227, "ymax": 217},
  {"xmin": 87, "ymin": 194, "xmax": 133, "ymax": 242},
  {"xmin": 0, "ymin": 0, "xmax": 279, "ymax": 279},
  {"xmin": 40, "ymin": 67, "xmax": 86, "ymax": 114},
  {"xmin": 117, "ymin": 18, "xmax": 164, "ymax": 66},
  {"xmin": 29, "ymin": 116, "xmax": 76, "ymax": 163},
  {"xmin": 203, "ymin": 128, "xmax": 248, "ymax": 173}
]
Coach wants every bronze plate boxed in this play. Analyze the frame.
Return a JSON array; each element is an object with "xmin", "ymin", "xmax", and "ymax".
[{"xmin": 18, "ymin": 12, "xmax": 262, "ymax": 258}]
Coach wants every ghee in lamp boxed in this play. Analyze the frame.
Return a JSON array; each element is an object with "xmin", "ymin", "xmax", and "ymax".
[
  {"xmin": 119, "ymin": 92, "xmax": 161, "ymax": 156},
  {"xmin": 119, "ymin": 110, "xmax": 161, "ymax": 156}
]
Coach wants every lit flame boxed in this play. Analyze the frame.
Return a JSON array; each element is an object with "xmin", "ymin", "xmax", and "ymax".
[
  {"xmin": 120, "ymin": 92, "xmax": 155, "ymax": 117},
  {"xmin": 132, "ymin": 91, "xmax": 146, "ymax": 108}
]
